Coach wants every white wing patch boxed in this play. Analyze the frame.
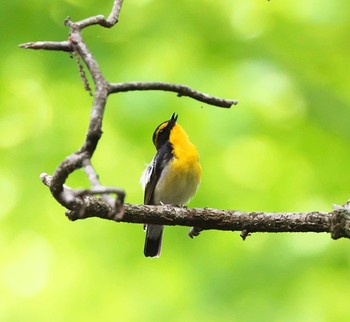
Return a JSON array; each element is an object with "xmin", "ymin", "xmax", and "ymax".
[{"xmin": 140, "ymin": 158, "xmax": 155, "ymax": 190}]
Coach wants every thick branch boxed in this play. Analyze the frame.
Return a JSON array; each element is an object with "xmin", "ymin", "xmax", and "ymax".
[
  {"xmin": 71, "ymin": 202, "xmax": 350, "ymax": 240},
  {"xmin": 64, "ymin": 191, "xmax": 350, "ymax": 240},
  {"xmin": 66, "ymin": 202, "xmax": 330, "ymax": 233},
  {"xmin": 108, "ymin": 82, "xmax": 238, "ymax": 108},
  {"xmin": 122, "ymin": 205, "xmax": 333, "ymax": 234},
  {"xmin": 41, "ymin": 170, "xmax": 350, "ymax": 240}
]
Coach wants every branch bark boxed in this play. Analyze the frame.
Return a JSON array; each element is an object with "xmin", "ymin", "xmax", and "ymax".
[
  {"xmin": 108, "ymin": 82, "xmax": 238, "ymax": 108},
  {"xmin": 19, "ymin": 41, "xmax": 72, "ymax": 52},
  {"xmin": 40, "ymin": 174, "xmax": 350, "ymax": 240}
]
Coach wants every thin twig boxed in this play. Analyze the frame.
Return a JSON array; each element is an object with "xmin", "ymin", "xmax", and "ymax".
[
  {"xmin": 108, "ymin": 82, "xmax": 238, "ymax": 108},
  {"xmin": 75, "ymin": 0, "xmax": 124, "ymax": 29},
  {"xmin": 83, "ymin": 159, "xmax": 125, "ymax": 215},
  {"xmin": 19, "ymin": 41, "xmax": 72, "ymax": 52}
]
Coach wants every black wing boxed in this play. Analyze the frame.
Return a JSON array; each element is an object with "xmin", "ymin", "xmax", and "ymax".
[{"xmin": 144, "ymin": 142, "xmax": 173, "ymax": 205}]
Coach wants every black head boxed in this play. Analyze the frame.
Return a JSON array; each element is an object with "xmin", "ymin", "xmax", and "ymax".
[{"xmin": 152, "ymin": 113, "xmax": 178, "ymax": 150}]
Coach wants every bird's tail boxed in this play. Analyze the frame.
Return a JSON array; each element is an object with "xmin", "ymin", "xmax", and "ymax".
[{"xmin": 144, "ymin": 224, "xmax": 164, "ymax": 257}]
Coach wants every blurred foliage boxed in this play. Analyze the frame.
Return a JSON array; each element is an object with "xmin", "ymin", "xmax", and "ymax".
[{"xmin": 1, "ymin": 0, "xmax": 350, "ymax": 321}]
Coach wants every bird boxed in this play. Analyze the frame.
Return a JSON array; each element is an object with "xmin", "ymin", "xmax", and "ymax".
[{"xmin": 140, "ymin": 113, "xmax": 202, "ymax": 257}]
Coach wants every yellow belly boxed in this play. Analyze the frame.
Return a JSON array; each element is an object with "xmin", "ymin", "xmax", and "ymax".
[{"xmin": 153, "ymin": 156, "xmax": 201, "ymax": 206}]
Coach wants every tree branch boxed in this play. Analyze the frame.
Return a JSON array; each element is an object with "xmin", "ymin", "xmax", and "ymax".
[
  {"xmin": 40, "ymin": 174, "xmax": 350, "ymax": 240},
  {"xmin": 21, "ymin": 0, "xmax": 238, "ymax": 224},
  {"xmin": 23, "ymin": 1, "xmax": 349, "ymax": 245},
  {"xmin": 19, "ymin": 41, "xmax": 72, "ymax": 52},
  {"xmin": 25, "ymin": 1, "xmax": 127, "ymax": 217},
  {"xmin": 108, "ymin": 82, "xmax": 238, "ymax": 108},
  {"xmin": 74, "ymin": 0, "xmax": 123, "ymax": 29}
]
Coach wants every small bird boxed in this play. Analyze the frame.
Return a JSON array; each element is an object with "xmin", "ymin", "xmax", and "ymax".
[{"xmin": 140, "ymin": 113, "xmax": 201, "ymax": 257}]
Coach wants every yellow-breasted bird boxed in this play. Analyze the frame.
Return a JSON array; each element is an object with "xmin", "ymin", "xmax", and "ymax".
[{"xmin": 140, "ymin": 113, "xmax": 201, "ymax": 257}]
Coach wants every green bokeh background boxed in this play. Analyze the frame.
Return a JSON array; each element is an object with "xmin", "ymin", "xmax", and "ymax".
[{"xmin": 1, "ymin": 0, "xmax": 350, "ymax": 321}]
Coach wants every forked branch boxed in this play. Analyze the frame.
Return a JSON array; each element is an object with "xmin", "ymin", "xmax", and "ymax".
[
  {"xmin": 21, "ymin": 0, "xmax": 350, "ymax": 242},
  {"xmin": 20, "ymin": 0, "xmax": 238, "ymax": 222}
]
